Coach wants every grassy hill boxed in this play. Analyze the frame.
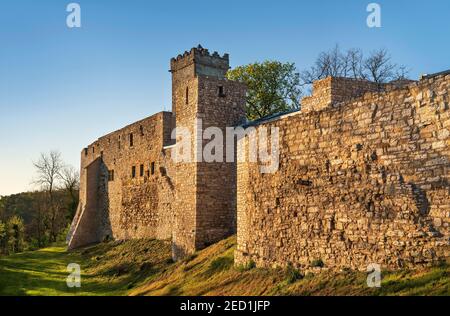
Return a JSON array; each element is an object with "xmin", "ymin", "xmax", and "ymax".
[{"xmin": 0, "ymin": 236, "xmax": 448, "ymax": 296}]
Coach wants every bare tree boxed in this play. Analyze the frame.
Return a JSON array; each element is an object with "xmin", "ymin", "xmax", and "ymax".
[
  {"xmin": 394, "ymin": 65, "xmax": 410, "ymax": 81},
  {"xmin": 31, "ymin": 191, "xmax": 47, "ymax": 248},
  {"xmin": 59, "ymin": 166, "xmax": 79, "ymax": 200},
  {"xmin": 301, "ymin": 45, "xmax": 409, "ymax": 86},
  {"xmin": 33, "ymin": 151, "xmax": 64, "ymax": 192},
  {"xmin": 300, "ymin": 45, "xmax": 349, "ymax": 85},
  {"xmin": 364, "ymin": 49, "xmax": 396, "ymax": 83},
  {"xmin": 33, "ymin": 151, "xmax": 64, "ymax": 242},
  {"xmin": 59, "ymin": 166, "xmax": 80, "ymax": 219},
  {"xmin": 346, "ymin": 48, "xmax": 364, "ymax": 79}
]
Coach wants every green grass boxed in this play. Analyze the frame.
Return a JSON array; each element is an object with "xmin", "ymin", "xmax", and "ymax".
[
  {"xmin": 0, "ymin": 237, "xmax": 448, "ymax": 296},
  {"xmin": 0, "ymin": 245, "xmax": 81, "ymax": 296},
  {"xmin": 0, "ymin": 239, "xmax": 172, "ymax": 296}
]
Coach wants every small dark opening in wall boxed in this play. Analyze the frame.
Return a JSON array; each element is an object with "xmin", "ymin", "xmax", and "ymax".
[
  {"xmin": 100, "ymin": 151, "xmax": 104, "ymax": 158},
  {"xmin": 140, "ymin": 125, "xmax": 144, "ymax": 136},
  {"xmin": 131, "ymin": 166, "xmax": 136, "ymax": 178},
  {"xmin": 218, "ymin": 85, "xmax": 226, "ymax": 97},
  {"xmin": 84, "ymin": 148, "xmax": 88, "ymax": 156},
  {"xmin": 118, "ymin": 141, "xmax": 121, "ymax": 150},
  {"xmin": 92, "ymin": 147, "xmax": 95, "ymax": 154},
  {"xmin": 186, "ymin": 87, "xmax": 189, "ymax": 104},
  {"xmin": 151, "ymin": 162, "xmax": 155, "ymax": 175},
  {"xmin": 108, "ymin": 170, "xmax": 114, "ymax": 181},
  {"xmin": 140, "ymin": 164, "xmax": 144, "ymax": 177},
  {"xmin": 130, "ymin": 133, "xmax": 134, "ymax": 147}
]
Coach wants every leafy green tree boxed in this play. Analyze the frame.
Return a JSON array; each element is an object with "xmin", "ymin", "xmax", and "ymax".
[
  {"xmin": 0, "ymin": 220, "xmax": 7, "ymax": 254},
  {"xmin": 227, "ymin": 61, "xmax": 301, "ymax": 120},
  {"xmin": 6, "ymin": 216, "xmax": 25, "ymax": 254}
]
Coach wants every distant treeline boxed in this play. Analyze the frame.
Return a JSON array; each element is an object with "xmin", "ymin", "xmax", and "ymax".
[
  {"xmin": 1, "ymin": 151, "xmax": 79, "ymax": 255},
  {"xmin": 0, "ymin": 189, "xmax": 78, "ymax": 255}
]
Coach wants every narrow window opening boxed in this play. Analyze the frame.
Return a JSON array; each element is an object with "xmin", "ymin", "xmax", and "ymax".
[
  {"xmin": 108, "ymin": 170, "xmax": 115, "ymax": 182},
  {"xmin": 140, "ymin": 164, "xmax": 144, "ymax": 177},
  {"xmin": 131, "ymin": 166, "xmax": 136, "ymax": 178},
  {"xmin": 140, "ymin": 125, "xmax": 144, "ymax": 136},
  {"xmin": 151, "ymin": 162, "xmax": 155, "ymax": 175},
  {"xmin": 185, "ymin": 87, "xmax": 189, "ymax": 105},
  {"xmin": 218, "ymin": 85, "xmax": 226, "ymax": 97},
  {"xmin": 84, "ymin": 148, "xmax": 88, "ymax": 156},
  {"xmin": 130, "ymin": 133, "xmax": 134, "ymax": 147}
]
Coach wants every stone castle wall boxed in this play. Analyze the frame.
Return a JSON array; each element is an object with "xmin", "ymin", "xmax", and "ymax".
[
  {"xmin": 69, "ymin": 46, "xmax": 247, "ymax": 258},
  {"xmin": 69, "ymin": 112, "xmax": 176, "ymax": 249},
  {"xmin": 236, "ymin": 74, "xmax": 450, "ymax": 271},
  {"xmin": 68, "ymin": 46, "xmax": 449, "ymax": 270}
]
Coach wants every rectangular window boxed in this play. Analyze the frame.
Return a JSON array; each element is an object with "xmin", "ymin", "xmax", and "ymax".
[
  {"xmin": 218, "ymin": 85, "xmax": 226, "ymax": 97},
  {"xmin": 140, "ymin": 164, "xmax": 144, "ymax": 177},
  {"xmin": 151, "ymin": 162, "xmax": 155, "ymax": 175},
  {"xmin": 108, "ymin": 170, "xmax": 115, "ymax": 181},
  {"xmin": 84, "ymin": 148, "xmax": 88, "ymax": 156},
  {"xmin": 131, "ymin": 166, "xmax": 136, "ymax": 178},
  {"xmin": 130, "ymin": 133, "xmax": 134, "ymax": 147},
  {"xmin": 140, "ymin": 125, "xmax": 144, "ymax": 136}
]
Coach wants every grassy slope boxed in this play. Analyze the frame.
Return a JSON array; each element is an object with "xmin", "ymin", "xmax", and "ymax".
[{"xmin": 0, "ymin": 236, "xmax": 448, "ymax": 296}]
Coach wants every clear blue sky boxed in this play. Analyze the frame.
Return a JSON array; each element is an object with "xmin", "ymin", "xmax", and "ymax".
[{"xmin": 0, "ymin": 0, "xmax": 449, "ymax": 195}]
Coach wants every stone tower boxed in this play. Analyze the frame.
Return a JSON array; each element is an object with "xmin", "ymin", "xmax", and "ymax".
[{"xmin": 170, "ymin": 45, "xmax": 246, "ymax": 259}]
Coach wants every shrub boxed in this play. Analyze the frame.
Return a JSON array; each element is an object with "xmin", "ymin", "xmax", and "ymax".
[
  {"xmin": 311, "ymin": 259, "xmax": 324, "ymax": 268},
  {"xmin": 237, "ymin": 260, "xmax": 256, "ymax": 272},
  {"xmin": 285, "ymin": 263, "xmax": 303, "ymax": 284},
  {"xmin": 184, "ymin": 253, "xmax": 197, "ymax": 263},
  {"xmin": 209, "ymin": 256, "xmax": 234, "ymax": 272}
]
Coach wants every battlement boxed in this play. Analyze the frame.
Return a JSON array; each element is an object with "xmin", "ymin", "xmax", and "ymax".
[
  {"xmin": 170, "ymin": 45, "xmax": 230, "ymax": 78},
  {"xmin": 301, "ymin": 77, "xmax": 384, "ymax": 112}
]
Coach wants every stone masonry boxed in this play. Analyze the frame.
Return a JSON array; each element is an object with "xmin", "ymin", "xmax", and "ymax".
[
  {"xmin": 68, "ymin": 46, "xmax": 247, "ymax": 261},
  {"xmin": 236, "ymin": 73, "xmax": 450, "ymax": 271},
  {"xmin": 68, "ymin": 46, "xmax": 449, "ymax": 269}
]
